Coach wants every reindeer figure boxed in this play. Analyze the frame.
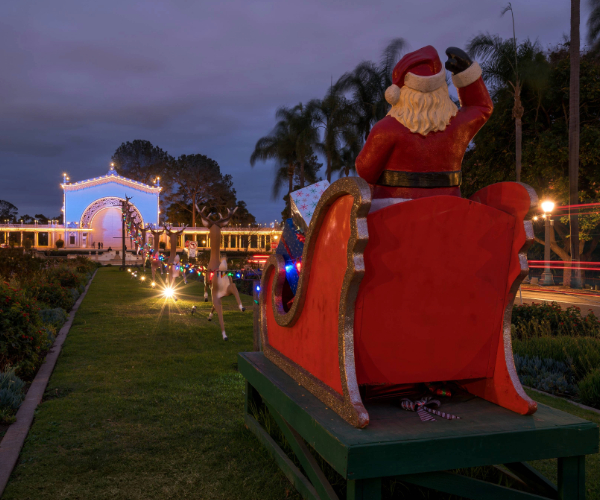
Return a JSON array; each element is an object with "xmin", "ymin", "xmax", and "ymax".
[
  {"xmin": 163, "ymin": 224, "xmax": 187, "ymax": 286},
  {"xmin": 200, "ymin": 207, "xmax": 244, "ymax": 341},
  {"xmin": 138, "ymin": 224, "xmax": 153, "ymax": 272},
  {"xmin": 149, "ymin": 228, "xmax": 165, "ymax": 281},
  {"xmin": 124, "ymin": 207, "xmax": 151, "ymax": 271}
]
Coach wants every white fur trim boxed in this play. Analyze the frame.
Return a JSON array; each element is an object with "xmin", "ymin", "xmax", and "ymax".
[
  {"xmin": 452, "ymin": 62, "xmax": 482, "ymax": 88},
  {"xmin": 385, "ymin": 84, "xmax": 401, "ymax": 105},
  {"xmin": 404, "ymin": 68, "xmax": 446, "ymax": 93}
]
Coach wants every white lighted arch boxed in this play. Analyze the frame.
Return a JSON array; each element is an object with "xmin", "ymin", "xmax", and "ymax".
[{"xmin": 80, "ymin": 197, "xmax": 144, "ymax": 229}]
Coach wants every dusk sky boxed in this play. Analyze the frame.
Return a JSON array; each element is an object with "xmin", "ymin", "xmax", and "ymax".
[{"xmin": 0, "ymin": 0, "xmax": 592, "ymax": 222}]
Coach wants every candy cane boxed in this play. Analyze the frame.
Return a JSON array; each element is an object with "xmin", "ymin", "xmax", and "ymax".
[{"xmin": 400, "ymin": 397, "xmax": 460, "ymax": 422}]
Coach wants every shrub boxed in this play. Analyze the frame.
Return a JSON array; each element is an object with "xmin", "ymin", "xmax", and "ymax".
[
  {"xmin": 0, "ymin": 281, "xmax": 48, "ymax": 377},
  {"xmin": 23, "ymin": 239, "xmax": 33, "ymax": 250},
  {"xmin": 39, "ymin": 308, "xmax": 68, "ymax": 329},
  {"xmin": 513, "ymin": 336, "xmax": 600, "ymax": 382},
  {"xmin": 55, "ymin": 239, "xmax": 64, "ymax": 249},
  {"xmin": 0, "ymin": 367, "xmax": 26, "ymax": 423},
  {"xmin": 512, "ymin": 302, "xmax": 600, "ymax": 339},
  {"xmin": 69, "ymin": 288, "xmax": 80, "ymax": 302},
  {"xmin": 514, "ymin": 354, "xmax": 578, "ymax": 396},
  {"xmin": 46, "ymin": 266, "xmax": 85, "ymax": 289},
  {"xmin": 0, "ymin": 248, "xmax": 45, "ymax": 281},
  {"xmin": 43, "ymin": 325, "xmax": 57, "ymax": 344},
  {"xmin": 72, "ymin": 256, "xmax": 98, "ymax": 274},
  {"xmin": 26, "ymin": 279, "xmax": 75, "ymax": 311},
  {"xmin": 578, "ymin": 368, "xmax": 600, "ymax": 409}
]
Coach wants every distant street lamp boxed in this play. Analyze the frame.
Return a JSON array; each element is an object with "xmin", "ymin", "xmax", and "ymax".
[{"xmin": 540, "ymin": 200, "xmax": 555, "ymax": 286}]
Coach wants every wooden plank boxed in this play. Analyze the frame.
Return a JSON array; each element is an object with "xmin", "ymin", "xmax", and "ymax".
[
  {"xmin": 239, "ymin": 352, "xmax": 599, "ymax": 480},
  {"xmin": 266, "ymin": 402, "xmax": 339, "ymax": 500},
  {"xmin": 244, "ymin": 414, "xmax": 319, "ymax": 500},
  {"xmin": 239, "ymin": 353, "xmax": 349, "ymax": 476},
  {"xmin": 558, "ymin": 456, "xmax": 585, "ymax": 500},
  {"xmin": 346, "ymin": 478, "xmax": 381, "ymax": 500},
  {"xmin": 400, "ymin": 471, "xmax": 553, "ymax": 500},
  {"xmin": 346, "ymin": 427, "xmax": 597, "ymax": 480},
  {"xmin": 504, "ymin": 462, "xmax": 558, "ymax": 499},
  {"xmin": 240, "ymin": 352, "xmax": 597, "ymax": 444}
]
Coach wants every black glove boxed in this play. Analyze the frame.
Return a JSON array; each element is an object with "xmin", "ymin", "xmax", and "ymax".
[{"xmin": 445, "ymin": 47, "xmax": 472, "ymax": 75}]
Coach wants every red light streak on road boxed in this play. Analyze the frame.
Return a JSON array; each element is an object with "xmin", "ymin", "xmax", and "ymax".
[
  {"xmin": 528, "ymin": 265, "xmax": 600, "ymax": 271},
  {"xmin": 528, "ymin": 260, "xmax": 600, "ymax": 265}
]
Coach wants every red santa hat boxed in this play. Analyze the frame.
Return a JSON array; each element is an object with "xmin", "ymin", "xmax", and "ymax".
[{"xmin": 385, "ymin": 45, "xmax": 446, "ymax": 105}]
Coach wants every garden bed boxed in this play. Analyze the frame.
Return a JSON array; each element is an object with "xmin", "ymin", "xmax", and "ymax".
[
  {"xmin": 0, "ymin": 249, "xmax": 100, "ymax": 423},
  {"xmin": 512, "ymin": 301, "xmax": 600, "ymax": 410}
]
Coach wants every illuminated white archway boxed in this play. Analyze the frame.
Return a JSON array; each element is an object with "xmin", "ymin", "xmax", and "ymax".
[
  {"xmin": 80, "ymin": 197, "xmax": 143, "ymax": 249},
  {"xmin": 80, "ymin": 197, "xmax": 143, "ymax": 228}
]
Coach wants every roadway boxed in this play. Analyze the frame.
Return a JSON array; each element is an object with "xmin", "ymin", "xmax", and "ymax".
[{"xmin": 517, "ymin": 286, "xmax": 600, "ymax": 317}]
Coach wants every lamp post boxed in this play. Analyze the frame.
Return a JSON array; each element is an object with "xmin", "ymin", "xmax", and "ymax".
[{"xmin": 540, "ymin": 200, "xmax": 555, "ymax": 286}]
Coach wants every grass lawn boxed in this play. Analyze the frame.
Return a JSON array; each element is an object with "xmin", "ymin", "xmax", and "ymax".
[
  {"xmin": 3, "ymin": 267, "xmax": 599, "ymax": 499},
  {"xmin": 4, "ymin": 267, "xmax": 299, "ymax": 500}
]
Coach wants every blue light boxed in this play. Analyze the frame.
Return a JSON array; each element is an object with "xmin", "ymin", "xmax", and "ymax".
[
  {"xmin": 256, "ymin": 285, "xmax": 261, "ymax": 292},
  {"xmin": 285, "ymin": 265, "xmax": 293, "ymax": 272},
  {"xmin": 236, "ymin": 273, "xmax": 240, "ymax": 278}
]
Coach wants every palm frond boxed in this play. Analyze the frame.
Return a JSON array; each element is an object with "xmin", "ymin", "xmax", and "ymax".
[{"xmin": 588, "ymin": 0, "xmax": 600, "ymax": 44}]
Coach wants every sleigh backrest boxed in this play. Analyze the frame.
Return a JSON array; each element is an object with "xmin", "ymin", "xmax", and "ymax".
[{"xmin": 354, "ymin": 190, "xmax": 531, "ymax": 385}]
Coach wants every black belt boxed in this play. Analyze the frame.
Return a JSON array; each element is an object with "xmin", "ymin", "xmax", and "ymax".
[{"xmin": 376, "ymin": 170, "xmax": 462, "ymax": 188}]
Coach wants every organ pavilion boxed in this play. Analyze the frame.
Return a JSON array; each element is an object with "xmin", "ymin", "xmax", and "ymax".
[
  {"xmin": 62, "ymin": 163, "xmax": 160, "ymax": 248},
  {"xmin": 0, "ymin": 165, "xmax": 280, "ymax": 261}
]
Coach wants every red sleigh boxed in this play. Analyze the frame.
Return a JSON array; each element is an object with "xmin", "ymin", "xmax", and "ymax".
[{"xmin": 259, "ymin": 177, "xmax": 538, "ymax": 428}]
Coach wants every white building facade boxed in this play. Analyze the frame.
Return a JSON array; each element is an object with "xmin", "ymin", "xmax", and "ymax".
[
  {"xmin": 62, "ymin": 166, "xmax": 160, "ymax": 249},
  {"xmin": 1, "ymin": 167, "xmax": 281, "ymax": 258}
]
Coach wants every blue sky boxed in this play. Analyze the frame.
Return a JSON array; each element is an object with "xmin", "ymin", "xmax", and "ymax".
[{"xmin": 0, "ymin": 0, "xmax": 592, "ymax": 222}]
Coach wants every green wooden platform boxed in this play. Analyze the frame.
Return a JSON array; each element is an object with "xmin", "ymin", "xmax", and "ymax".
[{"xmin": 239, "ymin": 352, "xmax": 599, "ymax": 500}]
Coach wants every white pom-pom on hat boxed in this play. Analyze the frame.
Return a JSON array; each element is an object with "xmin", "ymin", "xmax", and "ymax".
[{"xmin": 385, "ymin": 84, "xmax": 401, "ymax": 105}]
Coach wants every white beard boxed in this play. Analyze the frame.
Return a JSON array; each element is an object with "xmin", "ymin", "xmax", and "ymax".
[{"xmin": 387, "ymin": 83, "xmax": 458, "ymax": 136}]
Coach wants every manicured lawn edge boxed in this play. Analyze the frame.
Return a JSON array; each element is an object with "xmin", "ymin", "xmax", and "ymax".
[
  {"xmin": 525, "ymin": 385, "xmax": 600, "ymax": 416},
  {"xmin": 0, "ymin": 270, "xmax": 97, "ymax": 495}
]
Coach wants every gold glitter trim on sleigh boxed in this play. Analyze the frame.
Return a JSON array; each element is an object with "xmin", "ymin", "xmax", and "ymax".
[{"xmin": 260, "ymin": 177, "xmax": 372, "ymax": 428}]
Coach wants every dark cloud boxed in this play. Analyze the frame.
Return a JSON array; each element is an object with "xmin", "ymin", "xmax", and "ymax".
[{"xmin": 0, "ymin": 0, "xmax": 591, "ymax": 220}]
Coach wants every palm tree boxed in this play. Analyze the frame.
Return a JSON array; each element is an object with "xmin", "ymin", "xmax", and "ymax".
[
  {"xmin": 341, "ymin": 39, "xmax": 407, "ymax": 138},
  {"xmin": 337, "ymin": 38, "xmax": 407, "ymax": 142},
  {"xmin": 252, "ymin": 103, "xmax": 318, "ymax": 193},
  {"xmin": 570, "ymin": 0, "xmax": 582, "ymax": 287},
  {"xmin": 250, "ymin": 113, "xmax": 297, "ymax": 199},
  {"xmin": 587, "ymin": 0, "xmax": 600, "ymax": 54},
  {"xmin": 467, "ymin": 32, "xmax": 548, "ymax": 182},
  {"xmin": 288, "ymin": 104, "xmax": 319, "ymax": 188},
  {"xmin": 307, "ymin": 87, "xmax": 357, "ymax": 182}
]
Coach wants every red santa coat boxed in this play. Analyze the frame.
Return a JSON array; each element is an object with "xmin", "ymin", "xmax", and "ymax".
[{"xmin": 356, "ymin": 75, "xmax": 493, "ymax": 201}]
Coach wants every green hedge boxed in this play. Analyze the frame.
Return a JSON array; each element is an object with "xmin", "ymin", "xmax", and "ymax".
[
  {"xmin": 578, "ymin": 368, "xmax": 600, "ymax": 408},
  {"xmin": 0, "ymin": 281, "xmax": 48, "ymax": 377},
  {"xmin": 0, "ymin": 254, "xmax": 97, "ymax": 378},
  {"xmin": 513, "ymin": 336, "xmax": 600, "ymax": 383},
  {"xmin": 512, "ymin": 301, "xmax": 600, "ymax": 339}
]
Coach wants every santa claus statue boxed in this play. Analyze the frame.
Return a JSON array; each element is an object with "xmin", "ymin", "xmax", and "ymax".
[{"xmin": 356, "ymin": 45, "xmax": 493, "ymax": 211}]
